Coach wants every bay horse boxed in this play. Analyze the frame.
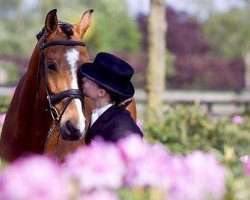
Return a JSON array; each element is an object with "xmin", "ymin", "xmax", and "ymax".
[{"xmin": 0, "ymin": 9, "xmax": 137, "ymax": 162}]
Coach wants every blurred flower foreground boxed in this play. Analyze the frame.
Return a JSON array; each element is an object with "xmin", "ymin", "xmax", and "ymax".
[{"xmin": 0, "ymin": 135, "xmax": 231, "ymax": 200}]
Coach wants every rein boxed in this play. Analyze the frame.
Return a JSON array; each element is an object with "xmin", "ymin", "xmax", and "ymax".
[{"xmin": 38, "ymin": 33, "xmax": 86, "ymax": 150}]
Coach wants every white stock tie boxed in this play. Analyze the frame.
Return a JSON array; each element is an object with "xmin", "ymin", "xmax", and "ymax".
[
  {"xmin": 90, "ymin": 104, "xmax": 113, "ymax": 127},
  {"xmin": 90, "ymin": 110, "xmax": 99, "ymax": 127}
]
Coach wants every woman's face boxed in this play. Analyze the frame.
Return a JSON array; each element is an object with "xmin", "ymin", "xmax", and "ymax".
[{"xmin": 81, "ymin": 77, "xmax": 101, "ymax": 100}]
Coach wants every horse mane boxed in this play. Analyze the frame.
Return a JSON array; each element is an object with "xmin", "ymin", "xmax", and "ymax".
[
  {"xmin": 36, "ymin": 27, "xmax": 46, "ymax": 40},
  {"xmin": 36, "ymin": 21, "xmax": 73, "ymax": 40}
]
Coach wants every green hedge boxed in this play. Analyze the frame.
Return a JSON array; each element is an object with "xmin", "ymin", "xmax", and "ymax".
[
  {"xmin": 143, "ymin": 105, "xmax": 250, "ymax": 199},
  {"xmin": 0, "ymin": 95, "xmax": 12, "ymax": 114},
  {"xmin": 144, "ymin": 105, "xmax": 250, "ymax": 157}
]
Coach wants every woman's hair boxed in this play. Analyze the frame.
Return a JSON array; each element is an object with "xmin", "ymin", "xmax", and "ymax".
[
  {"xmin": 97, "ymin": 84, "xmax": 124, "ymax": 106},
  {"xmin": 107, "ymin": 90, "xmax": 124, "ymax": 106}
]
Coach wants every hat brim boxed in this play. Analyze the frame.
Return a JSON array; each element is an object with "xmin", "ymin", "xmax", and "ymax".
[{"xmin": 80, "ymin": 63, "xmax": 135, "ymax": 98}]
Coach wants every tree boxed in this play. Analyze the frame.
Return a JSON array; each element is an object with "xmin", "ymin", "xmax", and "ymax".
[
  {"xmin": 84, "ymin": 0, "xmax": 141, "ymax": 54},
  {"xmin": 202, "ymin": 4, "xmax": 250, "ymax": 90},
  {"xmin": 137, "ymin": 6, "xmax": 245, "ymax": 91},
  {"xmin": 146, "ymin": 0, "xmax": 167, "ymax": 120},
  {"xmin": 0, "ymin": 0, "xmax": 40, "ymax": 57},
  {"xmin": 0, "ymin": 0, "xmax": 141, "ymax": 57}
]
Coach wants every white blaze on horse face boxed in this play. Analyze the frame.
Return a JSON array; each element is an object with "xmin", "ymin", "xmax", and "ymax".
[{"xmin": 64, "ymin": 48, "xmax": 86, "ymax": 133}]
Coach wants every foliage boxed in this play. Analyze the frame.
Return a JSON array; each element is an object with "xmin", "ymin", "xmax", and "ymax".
[
  {"xmin": 143, "ymin": 104, "xmax": 250, "ymax": 199},
  {"xmin": 169, "ymin": 55, "xmax": 244, "ymax": 91},
  {"xmin": 164, "ymin": 51, "xmax": 175, "ymax": 79},
  {"xmin": 0, "ymin": 96, "xmax": 12, "ymax": 114},
  {"xmin": 0, "ymin": 0, "xmax": 141, "ymax": 58},
  {"xmin": 84, "ymin": 0, "xmax": 141, "ymax": 54},
  {"xmin": 0, "ymin": 61, "xmax": 19, "ymax": 86},
  {"xmin": 137, "ymin": 7, "xmax": 245, "ymax": 91},
  {"xmin": 0, "ymin": 95, "xmax": 8, "ymax": 131},
  {"xmin": 0, "ymin": 0, "xmax": 41, "ymax": 57},
  {"xmin": 143, "ymin": 104, "xmax": 250, "ymax": 156},
  {"xmin": 202, "ymin": 7, "xmax": 250, "ymax": 59},
  {"xmin": 0, "ymin": 135, "xmax": 227, "ymax": 200}
]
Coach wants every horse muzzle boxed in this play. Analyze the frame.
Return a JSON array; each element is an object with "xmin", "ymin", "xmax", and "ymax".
[{"xmin": 60, "ymin": 120, "xmax": 85, "ymax": 141}]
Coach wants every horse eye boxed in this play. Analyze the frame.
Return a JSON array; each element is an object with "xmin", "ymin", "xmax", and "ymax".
[{"xmin": 47, "ymin": 63, "xmax": 57, "ymax": 71}]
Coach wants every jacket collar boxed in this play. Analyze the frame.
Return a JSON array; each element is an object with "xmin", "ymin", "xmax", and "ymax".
[{"xmin": 89, "ymin": 105, "xmax": 118, "ymax": 132}]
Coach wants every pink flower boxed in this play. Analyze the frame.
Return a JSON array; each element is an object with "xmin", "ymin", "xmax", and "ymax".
[
  {"xmin": 119, "ymin": 137, "xmax": 171, "ymax": 188},
  {"xmin": 64, "ymin": 139, "xmax": 126, "ymax": 191},
  {"xmin": 231, "ymin": 115, "xmax": 244, "ymax": 124},
  {"xmin": 12, "ymin": 86, "xmax": 16, "ymax": 93},
  {"xmin": 118, "ymin": 135, "xmax": 226, "ymax": 200},
  {"xmin": 170, "ymin": 151, "xmax": 226, "ymax": 200},
  {"xmin": 240, "ymin": 155, "xmax": 250, "ymax": 175},
  {"xmin": 0, "ymin": 114, "xmax": 6, "ymax": 125},
  {"xmin": 0, "ymin": 155, "xmax": 70, "ymax": 200},
  {"xmin": 0, "ymin": 135, "xmax": 226, "ymax": 200},
  {"xmin": 117, "ymin": 134, "xmax": 151, "ymax": 163}
]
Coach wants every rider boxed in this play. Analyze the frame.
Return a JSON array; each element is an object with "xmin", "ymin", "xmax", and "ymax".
[{"xmin": 80, "ymin": 52, "xmax": 143, "ymax": 144}]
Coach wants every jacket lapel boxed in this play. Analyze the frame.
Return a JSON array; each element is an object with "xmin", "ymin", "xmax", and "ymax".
[{"xmin": 89, "ymin": 105, "xmax": 118, "ymax": 133}]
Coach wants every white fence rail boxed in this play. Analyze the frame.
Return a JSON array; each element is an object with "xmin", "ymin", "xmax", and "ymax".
[{"xmin": 135, "ymin": 89, "xmax": 250, "ymax": 116}]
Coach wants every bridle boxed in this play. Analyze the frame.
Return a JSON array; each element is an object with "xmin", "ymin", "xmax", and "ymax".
[{"xmin": 37, "ymin": 31, "xmax": 86, "ymax": 147}]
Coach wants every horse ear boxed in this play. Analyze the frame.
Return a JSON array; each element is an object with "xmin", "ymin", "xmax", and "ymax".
[
  {"xmin": 76, "ymin": 9, "xmax": 94, "ymax": 39},
  {"xmin": 45, "ymin": 9, "xmax": 58, "ymax": 34}
]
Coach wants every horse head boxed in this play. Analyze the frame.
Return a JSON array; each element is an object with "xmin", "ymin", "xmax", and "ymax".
[{"xmin": 37, "ymin": 9, "xmax": 93, "ymax": 141}]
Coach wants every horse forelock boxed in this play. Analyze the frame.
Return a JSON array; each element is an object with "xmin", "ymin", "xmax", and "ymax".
[
  {"xmin": 36, "ymin": 21, "xmax": 74, "ymax": 40},
  {"xmin": 58, "ymin": 21, "xmax": 74, "ymax": 39},
  {"xmin": 36, "ymin": 27, "xmax": 46, "ymax": 40}
]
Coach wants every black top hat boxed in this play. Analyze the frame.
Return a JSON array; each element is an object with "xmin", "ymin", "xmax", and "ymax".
[{"xmin": 80, "ymin": 52, "xmax": 135, "ymax": 98}]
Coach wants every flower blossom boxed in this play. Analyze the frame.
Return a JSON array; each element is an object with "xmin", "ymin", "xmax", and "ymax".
[
  {"xmin": 171, "ymin": 151, "xmax": 226, "ymax": 200},
  {"xmin": 231, "ymin": 115, "xmax": 244, "ymax": 124},
  {"xmin": 118, "ymin": 135, "xmax": 171, "ymax": 189},
  {"xmin": 0, "ymin": 155, "xmax": 70, "ymax": 200},
  {"xmin": 240, "ymin": 155, "xmax": 250, "ymax": 175},
  {"xmin": 64, "ymin": 139, "xmax": 126, "ymax": 191},
  {"xmin": 0, "ymin": 113, "xmax": 6, "ymax": 125},
  {"xmin": 0, "ymin": 135, "xmax": 226, "ymax": 200},
  {"xmin": 118, "ymin": 136, "xmax": 226, "ymax": 200}
]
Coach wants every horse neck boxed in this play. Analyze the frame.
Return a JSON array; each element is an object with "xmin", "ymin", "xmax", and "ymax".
[
  {"xmin": 1, "ymin": 43, "xmax": 52, "ymax": 156},
  {"xmin": 17, "ymin": 44, "xmax": 51, "ymax": 125}
]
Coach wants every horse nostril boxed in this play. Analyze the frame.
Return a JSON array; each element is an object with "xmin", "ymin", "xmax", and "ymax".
[
  {"xmin": 61, "ymin": 120, "xmax": 83, "ymax": 141},
  {"xmin": 66, "ymin": 120, "xmax": 75, "ymax": 132}
]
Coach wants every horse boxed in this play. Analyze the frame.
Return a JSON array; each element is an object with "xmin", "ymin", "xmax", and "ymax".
[{"xmin": 0, "ymin": 9, "xmax": 137, "ymax": 162}]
